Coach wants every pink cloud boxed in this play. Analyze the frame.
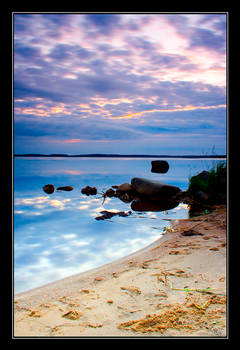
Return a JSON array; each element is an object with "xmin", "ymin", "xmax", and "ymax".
[{"xmin": 109, "ymin": 104, "xmax": 226, "ymax": 120}]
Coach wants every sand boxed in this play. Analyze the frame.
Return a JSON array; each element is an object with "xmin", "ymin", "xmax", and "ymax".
[{"xmin": 14, "ymin": 205, "xmax": 227, "ymax": 338}]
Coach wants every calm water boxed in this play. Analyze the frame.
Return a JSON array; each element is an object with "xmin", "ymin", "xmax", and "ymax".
[{"xmin": 14, "ymin": 157, "xmax": 222, "ymax": 293}]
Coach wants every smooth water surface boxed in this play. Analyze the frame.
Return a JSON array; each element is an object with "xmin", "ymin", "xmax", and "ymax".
[{"xmin": 14, "ymin": 157, "xmax": 220, "ymax": 293}]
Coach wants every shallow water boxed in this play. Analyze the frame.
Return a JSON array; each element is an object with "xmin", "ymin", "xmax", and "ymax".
[{"xmin": 14, "ymin": 157, "xmax": 223, "ymax": 293}]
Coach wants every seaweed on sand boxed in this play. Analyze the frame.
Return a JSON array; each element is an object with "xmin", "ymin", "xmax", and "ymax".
[{"xmin": 118, "ymin": 295, "xmax": 226, "ymax": 334}]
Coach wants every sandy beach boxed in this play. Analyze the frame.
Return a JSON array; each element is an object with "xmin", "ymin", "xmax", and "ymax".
[{"xmin": 14, "ymin": 204, "xmax": 227, "ymax": 338}]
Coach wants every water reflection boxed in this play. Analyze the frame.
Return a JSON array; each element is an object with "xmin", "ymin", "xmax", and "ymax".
[
  {"xmin": 15, "ymin": 157, "xmax": 216, "ymax": 293},
  {"xmin": 131, "ymin": 199, "xmax": 179, "ymax": 212},
  {"xmin": 14, "ymin": 190, "xmax": 187, "ymax": 293}
]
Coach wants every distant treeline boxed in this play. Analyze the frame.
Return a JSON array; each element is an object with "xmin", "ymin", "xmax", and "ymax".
[{"xmin": 14, "ymin": 153, "xmax": 227, "ymax": 159}]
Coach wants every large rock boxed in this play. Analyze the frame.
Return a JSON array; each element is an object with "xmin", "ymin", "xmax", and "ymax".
[
  {"xmin": 151, "ymin": 160, "xmax": 169, "ymax": 174},
  {"xmin": 131, "ymin": 177, "xmax": 181, "ymax": 198},
  {"xmin": 116, "ymin": 182, "xmax": 132, "ymax": 192}
]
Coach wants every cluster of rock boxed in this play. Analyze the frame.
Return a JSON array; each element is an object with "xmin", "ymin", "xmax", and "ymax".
[
  {"xmin": 102, "ymin": 177, "xmax": 181, "ymax": 212},
  {"xmin": 42, "ymin": 159, "xmax": 226, "ymax": 218},
  {"xmin": 43, "ymin": 184, "xmax": 73, "ymax": 194},
  {"xmin": 42, "ymin": 160, "xmax": 172, "ymax": 205},
  {"xmin": 43, "ymin": 176, "xmax": 182, "ymax": 213},
  {"xmin": 42, "ymin": 184, "xmax": 97, "ymax": 195}
]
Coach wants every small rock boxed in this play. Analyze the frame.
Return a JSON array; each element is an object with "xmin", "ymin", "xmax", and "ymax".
[
  {"xmin": 104, "ymin": 188, "xmax": 116, "ymax": 197},
  {"xmin": 57, "ymin": 186, "xmax": 73, "ymax": 191},
  {"xmin": 151, "ymin": 160, "xmax": 169, "ymax": 174},
  {"xmin": 181, "ymin": 229, "xmax": 203, "ymax": 236},
  {"xmin": 81, "ymin": 186, "xmax": 97, "ymax": 195},
  {"xmin": 43, "ymin": 184, "xmax": 54, "ymax": 194}
]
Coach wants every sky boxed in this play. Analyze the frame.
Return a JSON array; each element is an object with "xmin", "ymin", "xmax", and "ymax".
[{"xmin": 14, "ymin": 13, "xmax": 227, "ymax": 155}]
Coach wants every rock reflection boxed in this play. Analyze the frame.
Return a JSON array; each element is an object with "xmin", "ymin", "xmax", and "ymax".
[{"xmin": 130, "ymin": 198, "xmax": 179, "ymax": 212}]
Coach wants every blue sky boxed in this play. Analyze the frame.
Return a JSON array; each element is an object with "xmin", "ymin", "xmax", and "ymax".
[{"xmin": 14, "ymin": 13, "xmax": 227, "ymax": 155}]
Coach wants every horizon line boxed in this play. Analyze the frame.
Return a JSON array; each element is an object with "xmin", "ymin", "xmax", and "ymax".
[{"xmin": 14, "ymin": 153, "xmax": 227, "ymax": 159}]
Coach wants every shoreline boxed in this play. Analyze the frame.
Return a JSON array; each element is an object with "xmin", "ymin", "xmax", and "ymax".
[
  {"xmin": 14, "ymin": 205, "xmax": 227, "ymax": 337},
  {"xmin": 14, "ymin": 227, "xmax": 176, "ymax": 304}
]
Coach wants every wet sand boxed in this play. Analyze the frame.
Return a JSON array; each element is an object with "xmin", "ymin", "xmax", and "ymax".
[{"xmin": 14, "ymin": 205, "xmax": 227, "ymax": 337}]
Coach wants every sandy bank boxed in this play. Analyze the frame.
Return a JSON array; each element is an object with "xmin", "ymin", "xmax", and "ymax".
[{"xmin": 14, "ymin": 205, "xmax": 227, "ymax": 337}]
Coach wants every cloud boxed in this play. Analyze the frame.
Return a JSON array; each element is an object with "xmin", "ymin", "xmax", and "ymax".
[
  {"xmin": 14, "ymin": 13, "xmax": 227, "ymax": 155},
  {"xmin": 189, "ymin": 27, "xmax": 226, "ymax": 52},
  {"xmin": 84, "ymin": 14, "xmax": 122, "ymax": 36}
]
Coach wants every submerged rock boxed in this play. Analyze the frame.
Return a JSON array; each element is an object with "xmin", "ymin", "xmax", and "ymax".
[
  {"xmin": 151, "ymin": 160, "xmax": 169, "ymax": 174},
  {"xmin": 81, "ymin": 186, "xmax": 97, "ymax": 195},
  {"xmin": 43, "ymin": 184, "xmax": 54, "ymax": 194},
  {"xmin": 57, "ymin": 186, "xmax": 73, "ymax": 191},
  {"xmin": 131, "ymin": 177, "xmax": 181, "ymax": 198}
]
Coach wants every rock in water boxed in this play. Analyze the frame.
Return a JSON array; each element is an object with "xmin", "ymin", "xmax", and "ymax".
[
  {"xmin": 81, "ymin": 186, "xmax": 97, "ymax": 195},
  {"xmin": 104, "ymin": 188, "xmax": 116, "ymax": 197},
  {"xmin": 57, "ymin": 186, "xmax": 73, "ymax": 191},
  {"xmin": 131, "ymin": 177, "xmax": 181, "ymax": 198},
  {"xmin": 151, "ymin": 160, "xmax": 169, "ymax": 174},
  {"xmin": 43, "ymin": 184, "xmax": 54, "ymax": 194},
  {"xmin": 116, "ymin": 182, "xmax": 133, "ymax": 192}
]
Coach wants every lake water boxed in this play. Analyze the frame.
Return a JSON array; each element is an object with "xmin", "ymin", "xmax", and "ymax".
[{"xmin": 14, "ymin": 157, "xmax": 223, "ymax": 293}]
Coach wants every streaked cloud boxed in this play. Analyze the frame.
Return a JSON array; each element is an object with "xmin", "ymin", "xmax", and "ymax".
[{"xmin": 14, "ymin": 13, "xmax": 227, "ymax": 155}]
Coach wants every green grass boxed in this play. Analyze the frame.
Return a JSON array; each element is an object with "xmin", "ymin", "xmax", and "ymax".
[{"xmin": 187, "ymin": 161, "xmax": 226, "ymax": 203}]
